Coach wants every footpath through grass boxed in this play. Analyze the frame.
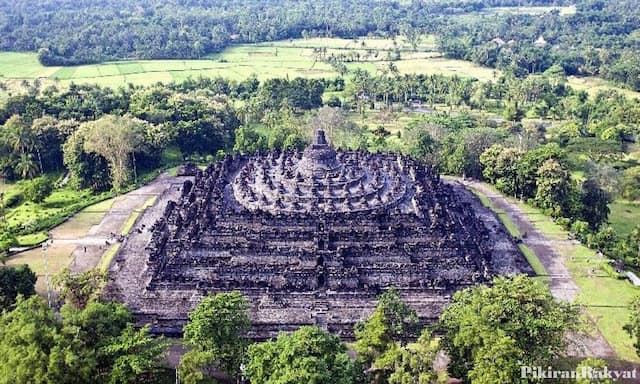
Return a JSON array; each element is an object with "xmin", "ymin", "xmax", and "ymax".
[
  {"xmin": 475, "ymin": 182, "xmax": 640, "ymax": 362},
  {"xmin": 470, "ymin": 188, "xmax": 548, "ymax": 278}
]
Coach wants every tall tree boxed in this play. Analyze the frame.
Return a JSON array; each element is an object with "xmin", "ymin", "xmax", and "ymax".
[
  {"xmin": 354, "ymin": 288, "xmax": 420, "ymax": 383},
  {"xmin": 80, "ymin": 115, "xmax": 151, "ymax": 191},
  {"xmin": 180, "ymin": 291, "xmax": 250, "ymax": 381},
  {"xmin": 245, "ymin": 326, "xmax": 355, "ymax": 384},
  {"xmin": 0, "ymin": 264, "xmax": 36, "ymax": 310},
  {"xmin": 440, "ymin": 275, "xmax": 579, "ymax": 382}
]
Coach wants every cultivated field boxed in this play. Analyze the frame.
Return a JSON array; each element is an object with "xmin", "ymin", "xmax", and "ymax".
[
  {"xmin": 0, "ymin": 36, "xmax": 496, "ymax": 92},
  {"xmin": 1, "ymin": 36, "xmax": 637, "ymax": 100}
]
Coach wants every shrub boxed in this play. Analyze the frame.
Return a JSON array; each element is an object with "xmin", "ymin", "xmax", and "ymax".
[
  {"xmin": 2, "ymin": 190, "xmax": 23, "ymax": 208},
  {"xmin": 21, "ymin": 176, "xmax": 53, "ymax": 203},
  {"xmin": 600, "ymin": 261, "xmax": 624, "ymax": 279}
]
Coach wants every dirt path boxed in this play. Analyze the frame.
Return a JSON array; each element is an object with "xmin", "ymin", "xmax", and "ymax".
[
  {"xmin": 458, "ymin": 179, "xmax": 617, "ymax": 359},
  {"xmin": 7, "ymin": 173, "xmax": 179, "ymax": 291}
]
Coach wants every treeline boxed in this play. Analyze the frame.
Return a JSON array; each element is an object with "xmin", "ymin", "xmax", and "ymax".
[
  {"xmin": 438, "ymin": 0, "xmax": 640, "ymax": 90},
  {"xmin": 1, "ymin": 0, "xmax": 569, "ymax": 65},
  {"xmin": 1, "ymin": 268, "xmax": 605, "ymax": 384},
  {"xmin": 0, "ymin": 76, "xmax": 327, "ymax": 186}
]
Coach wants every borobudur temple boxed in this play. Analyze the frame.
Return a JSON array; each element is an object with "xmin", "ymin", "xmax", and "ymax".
[{"xmin": 106, "ymin": 130, "xmax": 532, "ymax": 338}]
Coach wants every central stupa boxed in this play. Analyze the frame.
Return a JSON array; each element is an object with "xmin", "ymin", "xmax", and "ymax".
[{"xmin": 232, "ymin": 130, "xmax": 415, "ymax": 215}]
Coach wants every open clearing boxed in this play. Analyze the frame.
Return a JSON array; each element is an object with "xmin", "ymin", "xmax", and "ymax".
[
  {"xmin": 609, "ymin": 200, "xmax": 640, "ymax": 236},
  {"xmin": 0, "ymin": 36, "xmax": 500, "ymax": 90}
]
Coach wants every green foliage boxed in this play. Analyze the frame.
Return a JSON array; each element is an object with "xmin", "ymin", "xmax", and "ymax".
[
  {"xmin": 534, "ymin": 159, "xmax": 570, "ymax": 217},
  {"xmin": 80, "ymin": 115, "xmax": 154, "ymax": 191},
  {"xmin": 245, "ymin": 326, "xmax": 355, "ymax": 384},
  {"xmin": 373, "ymin": 330, "xmax": 438, "ymax": 384},
  {"xmin": 624, "ymin": 296, "xmax": 640, "ymax": 357},
  {"xmin": 575, "ymin": 358, "xmax": 613, "ymax": 384},
  {"xmin": 622, "ymin": 166, "xmax": 640, "ymax": 200},
  {"xmin": 234, "ymin": 125, "xmax": 268, "ymax": 153},
  {"xmin": 0, "ymin": 296, "xmax": 167, "ymax": 384},
  {"xmin": 440, "ymin": 127, "xmax": 501, "ymax": 178},
  {"xmin": 440, "ymin": 275, "xmax": 579, "ymax": 382},
  {"xmin": 177, "ymin": 350, "xmax": 219, "ymax": 384},
  {"xmin": 52, "ymin": 268, "xmax": 107, "ymax": 309},
  {"xmin": 21, "ymin": 176, "xmax": 53, "ymax": 203},
  {"xmin": 0, "ymin": 296, "xmax": 58, "ymax": 384},
  {"xmin": 181, "ymin": 291, "xmax": 250, "ymax": 379},
  {"xmin": 354, "ymin": 288, "xmax": 421, "ymax": 383},
  {"xmin": 0, "ymin": 264, "xmax": 36, "ymax": 309},
  {"xmin": 100, "ymin": 324, "xmax": 169, "ymax": 384}
]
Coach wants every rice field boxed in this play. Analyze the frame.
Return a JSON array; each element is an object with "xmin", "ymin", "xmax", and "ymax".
[
  {"xmin": 0, "ymin": 35, "xmax": 496, "ymax": 91},
  {"xmin": 0, "ymin": 35, "xmax": 636, "ymax": 100}
]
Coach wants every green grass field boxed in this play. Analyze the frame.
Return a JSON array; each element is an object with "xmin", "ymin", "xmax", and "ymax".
[
  {"xmin": 568, "ymin": 76, "xmax": 640, "ymax": 99},
  {"xmin": 0, "ymin": 36, "xmax": 497, "ymax": 91},
  {"xmin": 609, "ymin": 200, "xmax": 640, "ymax": 236},
  {"xmin": 1, "ymin": 36, "xmax": 636, "ymax": 100}
]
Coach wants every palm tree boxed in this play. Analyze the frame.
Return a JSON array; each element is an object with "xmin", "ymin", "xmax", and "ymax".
[{"xmin": 15, "ymin": 153, "xmax": 39, "ymax": 179}]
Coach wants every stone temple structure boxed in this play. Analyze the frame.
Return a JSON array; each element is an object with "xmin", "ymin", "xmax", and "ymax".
[{"xmin": 107, "ymin": 130, "xmax": 531, "ymax": 338}]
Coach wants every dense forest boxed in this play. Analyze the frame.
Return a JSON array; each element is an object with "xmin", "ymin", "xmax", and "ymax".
[{"xmin": 3, "ymin": 0, "xmax": 640, "ymax": 90}]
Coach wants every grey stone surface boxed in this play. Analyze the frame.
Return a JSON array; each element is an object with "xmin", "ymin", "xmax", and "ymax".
[{"xmin": 106, "ymin": 131, "xmax": 531, "ymax": 339}]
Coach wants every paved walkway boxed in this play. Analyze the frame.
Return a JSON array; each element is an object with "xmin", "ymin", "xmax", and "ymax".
[
  {"xmin": 7, "ymin": 173, "xmax": 179, "ymax": 288},
  {"xmin": 458, "ymin": 179, "xmax": 616, "ymax": 359},
  {"xmin": 68, "ymin": 174, "xmax": 179, "ymax": 272}
]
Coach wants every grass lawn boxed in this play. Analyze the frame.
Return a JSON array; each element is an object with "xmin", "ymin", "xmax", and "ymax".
[
  {"xmin": 97, "ymin": 243, "xmax": 121, "ymax": 271},
  {"xmin": 4, "ymin": 187, "xmax": 112, "ymax": 236},
  {"xmin": 15, "ymin": 231, "xmax": 48, "ymax": 246},
  {"xmin": 6, "ymin": 243, "xmax": 77, "ymax": 293},
  {"xmin": 477, "ymin": 183, "xmax": 640, "ymax": 362},
  {"xmin": 609, "ymin": 199, "xmax": 640, "ymax": 236}
]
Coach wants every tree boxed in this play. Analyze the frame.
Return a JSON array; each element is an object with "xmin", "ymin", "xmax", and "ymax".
[
  {"xmin": 15, "ymin": 153, "xmax": 39, "ymax": 179},
  {"xmin": 180, "ymin": 291, "xmax": 250, "ymax": 381},
  {"xmin": 52, "ymin": 268, "xmax": 107, "ymax": 309},
  {"xmin": 534, "ymin": 159, "xmax": 570, "ymax": 217},
  {"xmin": 80, "ymin": 115, "xmax": 152, "ymax": 191},
  {"xmin": 373, "ymin": 330, "xmax": 438, "ymax": 384},
  {"xmin": 0, "ymin": 264, "xmax": 36, "ymax": 309},
  {"xmin": 0, "ymin": 296, "xmax": 167, "ymax": 384},
  {"xmin": 578, "ymin": 179, "xmax": 611, "ymax": 230},
  {"xmin": 245, "ymin": 326, "xmax": 355, "ymax": 384},
  {"xmin": 63, "ymin": 128, "xmax": 112, "ymax": 192},
  {"xmin": 233, "ymin": 125, "xmax": 268, "ymax": 153},
  {"xmin": 0, "ymin": 296, "xmax": 58, "ymax": 384},
  {"xmin": 354, "ymin": 288, "xmax": 420, "ymax": 383},
  {"xmin": 100, "ymin": 324, "xmax": 169, "ymax": 384},
  {"xmin": 21, "ymin": 176, "xmax": 53, "ymax": 203},
  {"xmin": 575, "ymin": 358, "xmax": 613, "ymax": 384},
  {"xmin": 624, "ymin": 296, "xmax": 640, "ymax": 357},
  {"xmin": 440, "ymin": 275, "xmax": 579, "ymax": 382}
]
